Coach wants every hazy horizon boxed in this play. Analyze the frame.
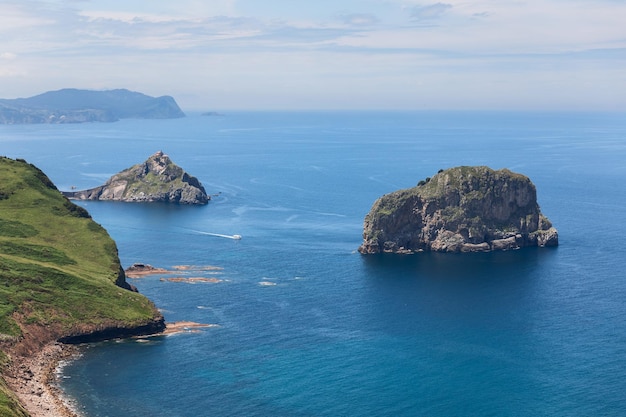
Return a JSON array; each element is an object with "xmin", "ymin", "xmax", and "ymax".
[{"xmin": 1, "ymin": 0, "xmax": 625, "ymax": 112}]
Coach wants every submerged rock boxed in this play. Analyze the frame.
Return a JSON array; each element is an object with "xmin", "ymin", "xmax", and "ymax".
[
  {"xmin": 63, "ymin": 151, "xmax": 209, "ymax": 205},
  {"xmin": 358, "ymin": 166, "xmax": 558, "ymax": 254}
]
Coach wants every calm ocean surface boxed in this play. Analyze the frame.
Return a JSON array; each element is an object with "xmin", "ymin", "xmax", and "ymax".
[{"xmin": 2, "ymin": 111, "xmax": 626, "ymax": 416}]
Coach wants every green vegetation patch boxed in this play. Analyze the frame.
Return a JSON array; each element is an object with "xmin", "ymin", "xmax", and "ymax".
[
  {"xmin": 0, "ymin": 220, "xmax": 38, "ymax": 238},
  {"xmin": 125, "ymin": 170, "xmax": 183, "ymax": 195},
  {"xmin": 0, "ymin": 349, "xmax": 27, "ymax": 416},
  {"xmin": 375, "ymin": 188, "xmax": 420, "ymax": 216},
  {"xmin": 0, "ymin": 377, "xmax": 29, "ymax": 417},
  {"xmin": 0, "ymin": 242, "xmax": 76, "ymax": 266},
  {"xmin": 0, "ymin": 156, "xmax": 158, "ymax": 335},
  {"xmin": 440, "ymin": 206, "xmax": 465, "ymax": 225},
  {"xmin": 0, "ymin": 256, "xmax": 155, "ymax": 333}
]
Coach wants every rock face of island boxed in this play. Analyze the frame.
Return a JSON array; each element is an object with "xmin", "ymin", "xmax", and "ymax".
[
  {"xmin": 63, "ymin": 151, "xmax": 209, "ymax": 205},
  {"xmin": 0, "ymin": 156, "xmax": 165, "ymax": 416},
  {"xmin": 358, "ymin": 166, "xmax": 558, "ymax": 254},
  {"xmin": 0, "ymin": 88, "xmax": 185, "ymax": 124}
]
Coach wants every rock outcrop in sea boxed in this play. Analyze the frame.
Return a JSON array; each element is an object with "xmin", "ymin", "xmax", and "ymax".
[
  {"xmin": 0, "ymin": 88, "xmax": 185, "ymax": 124},
  {"xmin": 63, "ymin": 151, "xmax": 209, "ymax": 205},
  {"xmin": 358, "ymin": 166, "xmax": 558, "ymax": 254}
]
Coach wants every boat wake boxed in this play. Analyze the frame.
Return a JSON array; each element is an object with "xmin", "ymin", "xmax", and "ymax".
[{"xmin": 187, "ymin": 229, "xmax": 242, "ymax": 240}]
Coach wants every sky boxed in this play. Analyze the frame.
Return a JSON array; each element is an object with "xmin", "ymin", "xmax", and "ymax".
[{"xmin": 0, "ymin": 0, "xmax": 625, "ymax": 111}]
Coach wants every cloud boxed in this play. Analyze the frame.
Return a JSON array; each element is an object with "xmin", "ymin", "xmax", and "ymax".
[
  {"xmin": 472, "ymin": 12, "xmax": 490, "ymax": 18},
  {"xmin": 340, "ymin": 13, "xmax": 379, "ymax": 27},
  {"xmin": 410, "ymin": 3, "xmax": 453, "ymax": 21},
  {"xmin": 67, "ymin": 14, "xmax": 361, "ymax": 53},
  {"xmin": 76, "ymin": 0, "xmax": 237, "ymax": 22},
  {"xmin": 0, "ymin": 2, "xmax": 55, "ymax": 30},
  {"xmin": 0, "ymin": 0, "xmax": 625, "ymax": 110},
  {"xmin": 78, "ymin": 10, "xmax": 183, "ymax": 24}
]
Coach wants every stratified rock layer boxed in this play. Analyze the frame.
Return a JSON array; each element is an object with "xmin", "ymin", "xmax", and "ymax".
[
  {"xmin": 63, "ymin": 151, "xmax": 209, "ymax": 205},
  {"xmin": 358, "ymin": 166, "xmax": 558, "ymax": 254}
]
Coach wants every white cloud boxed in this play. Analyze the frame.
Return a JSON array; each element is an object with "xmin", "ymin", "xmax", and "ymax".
[
  {"xmin": 410, "ymin": 3, "xmax": 453, "ymax": 21},
  {"xmin": 78, "ymin": 11, "xmax": 184, "ymax": 24},
  {"xmin": 76, "ymin": 0, "xmax": 237, "ymax": 21},
  {"xmin": 0, "ymin": 0, "xmax": 624, "ymax": 110},
  {"xmin": 0, "ymin": 2, "xmax": 55, "ymax": 32},
  {"xmin": 340, "ymin": 13, "xmax": 380, "ymax": 27}
]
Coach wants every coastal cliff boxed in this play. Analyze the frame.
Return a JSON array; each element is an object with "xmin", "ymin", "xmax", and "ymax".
[
  {"xmin": 358, "ymin": 166, "xmax": 558, "ymax": 254},
  {"xmin": 63, "ymin": 151, "xmax": 209, "ymax": 205},
  {"xmin": 0, "ymin": 88, "xmax": 185, "ymax": 124},
  {"xmin": 0, "ymin": 157, "xmax": 165, "ymax": 416}
]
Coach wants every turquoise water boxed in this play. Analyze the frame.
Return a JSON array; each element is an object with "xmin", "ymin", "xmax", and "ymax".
[{"xmin": 2, "ymin": 111, "xmax": 626, "ymax": 416}]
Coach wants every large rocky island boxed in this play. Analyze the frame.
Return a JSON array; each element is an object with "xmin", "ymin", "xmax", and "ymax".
[
  {"xmin": 63, "ymin": 151, "xmax": 209, "ymax": 205},
  {"xmin": 0, "ymin": 88, "xmax": 185, "ymax": 124},
  {"xmin": 0, "ymin": 156, "xmax": 165, "ymax": 416},
  {"xmin": 358, "ymin": 166, "xmax": 558, "ymax": 254}
]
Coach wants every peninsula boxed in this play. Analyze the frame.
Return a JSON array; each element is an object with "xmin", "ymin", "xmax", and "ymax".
[
  {"xmin": 358, "ymin": 166, "xmax": 558, "ymax": 254},
  {"xmin": 0, "ymin": 156, "xmax": 165, "ymax": 416},
  {"xmin": 63, "ymin": 151, "xmax": 209, "ymax": 205},
  {"xmin": 0, "ymin": 88, "xmax": 185, "ymax": 124}
]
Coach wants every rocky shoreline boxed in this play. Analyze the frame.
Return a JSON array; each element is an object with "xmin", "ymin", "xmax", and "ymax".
[
  {"xmin": 5, "ymin": 343, "xmax": 82, "ymax": 417},
  {"xmin": 4, "ymin": 320, "xmax": 216, "ymax": 416},
  {"xmin": 1, "ymin": 263, "xmax": 220, "ymax": 417},
  {"xmin": 1, "ymin": 319, "xmax": 165, "ymax": 417}
]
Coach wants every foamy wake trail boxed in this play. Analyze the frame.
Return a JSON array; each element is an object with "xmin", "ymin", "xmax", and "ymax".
[{"xmin": 188, "ymin": 229, "xmax": 242, "ymax": 240}]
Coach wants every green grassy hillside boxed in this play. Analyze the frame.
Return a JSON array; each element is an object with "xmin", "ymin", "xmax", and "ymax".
[
  {"xmin": 0, "ymin": 374, "xmax": 28, "ymax": 417},
  {"xmin": 0, "ymin": 156, "xmax": 163, "ymax": 414}
]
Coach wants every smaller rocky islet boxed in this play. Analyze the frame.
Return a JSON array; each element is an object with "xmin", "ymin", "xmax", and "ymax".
[
  {"xmin": 63, "ymin": 151, "xmax": 209, "ymax": 205},
  {"xmin": 358, "ymin": 166, "xmax": 558, "ymax": 254}
]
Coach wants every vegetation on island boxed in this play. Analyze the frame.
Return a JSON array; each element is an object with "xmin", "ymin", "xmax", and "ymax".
[{"xmin": 0, "ymin": 156, "xmax": 163, "ymax": 414}]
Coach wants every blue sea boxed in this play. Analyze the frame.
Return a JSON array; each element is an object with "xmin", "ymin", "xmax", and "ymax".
[{"xmin": 2, "ymin": 111, "xmax": 626, "ymax": 416}]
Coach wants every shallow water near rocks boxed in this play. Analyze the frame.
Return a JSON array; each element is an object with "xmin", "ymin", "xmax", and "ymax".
[{"xmin": 2, "ymin": 111, "xmax": 626, "ymax": 416}]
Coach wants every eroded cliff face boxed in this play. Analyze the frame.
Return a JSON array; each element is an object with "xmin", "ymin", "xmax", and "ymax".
[
  {"xmin": 358, "ymin": 166, "xmax": 558, "ymax": 254},
  {"xmin": 64, "ymin": 151, "xmax": 209, "ymax": 205}
]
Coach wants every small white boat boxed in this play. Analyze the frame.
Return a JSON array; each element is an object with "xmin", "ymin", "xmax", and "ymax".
[{"xmin": 232, "ymin": 235, "xmax": 242, "ymax": 240}]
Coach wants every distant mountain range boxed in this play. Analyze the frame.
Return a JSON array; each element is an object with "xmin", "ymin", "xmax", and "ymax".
[{"xmin": 0, "ymin": 88, "xmax": 185, "ymax": 124}]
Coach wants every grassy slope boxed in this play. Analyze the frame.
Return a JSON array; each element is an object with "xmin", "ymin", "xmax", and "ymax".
[
  {"xmin": 0, "ymin": 157, "xmax": 161, "ymax": 414},
  {"xmin": 0, "ymin": 377, "xmax": 28, "ymax": 417},
  {"xmin": 0, "ymin": 350, "xmax": 27, "ymax": 417}
]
